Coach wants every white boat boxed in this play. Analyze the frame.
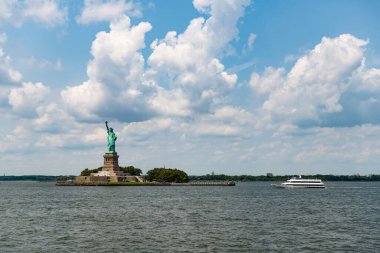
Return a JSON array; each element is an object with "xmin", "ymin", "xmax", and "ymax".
[{"xmin": 272, "ymin": 176, "xmax": 325, "ymax": 188}]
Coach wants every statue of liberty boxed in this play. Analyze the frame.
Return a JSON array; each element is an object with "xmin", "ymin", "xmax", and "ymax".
[{"xmin": 105, "ymin": 121, "xmax": 117, "ymax": 153}]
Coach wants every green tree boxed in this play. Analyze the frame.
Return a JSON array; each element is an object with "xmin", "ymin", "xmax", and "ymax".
[
  {"xmin": 119, "ymin": 166, "xmax": 142, "ymax": 176},
  {"xmin": 146, "ymin": 168, "xmax": 189, "ymax": 183},
  {"xmin": 80, "ymin": 167, "xmax": 101, "ymax": 176}
]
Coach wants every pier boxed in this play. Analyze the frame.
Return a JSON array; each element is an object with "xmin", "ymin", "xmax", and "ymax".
[{"xmin": 56, "ymin": 181, "xmax": 235, "ymax": 186}]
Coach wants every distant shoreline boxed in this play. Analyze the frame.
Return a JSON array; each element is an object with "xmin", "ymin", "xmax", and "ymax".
[
  {"xmin": 189, "ymin": 174, "xmax": 380, "ymax": 182},
  {"xmin": 1, "ymin": 174, "xmax": 380, "ymax": 182}
]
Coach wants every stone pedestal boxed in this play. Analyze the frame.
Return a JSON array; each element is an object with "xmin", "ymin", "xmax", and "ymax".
[
  {"xmin": 102, "ymin": 153, "xmax": 119, "ymax": 172},
  {"xmin": 75, "ymin": 152, "xmax": 144, "ymax": 184},
  {"xmin": 102, "ymin": 152, "xmax": 125, "ymax": 182}
]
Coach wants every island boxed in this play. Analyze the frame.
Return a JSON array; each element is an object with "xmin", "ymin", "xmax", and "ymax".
[{"xmin": 56, "ymin": 121, "xmax": 234, "ymax": 186}]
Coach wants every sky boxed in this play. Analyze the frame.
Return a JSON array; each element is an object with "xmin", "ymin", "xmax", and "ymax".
[{"xmin": 1, "ymin": 0, "xmax": 380, "ymax": 176}]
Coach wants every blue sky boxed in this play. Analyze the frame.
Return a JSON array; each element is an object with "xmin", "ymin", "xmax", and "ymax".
[{"xmin": 1, "ymin": 0, "xmax": 380, "ymax": 176}]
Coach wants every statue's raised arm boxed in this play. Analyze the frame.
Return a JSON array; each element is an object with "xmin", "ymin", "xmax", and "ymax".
[{"xmin": 105, "ymin": 121, "xmax": 109, "ymax": 132}]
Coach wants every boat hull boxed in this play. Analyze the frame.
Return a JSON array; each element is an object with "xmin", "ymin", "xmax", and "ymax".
[{"xmin": 272, "ymin": 184, "xmax": 325, "ymax": 189}]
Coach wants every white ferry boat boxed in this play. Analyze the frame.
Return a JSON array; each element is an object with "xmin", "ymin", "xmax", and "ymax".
[{"xmin": 272, "ymin": 176, "xmax": 325, "ymax": 188}]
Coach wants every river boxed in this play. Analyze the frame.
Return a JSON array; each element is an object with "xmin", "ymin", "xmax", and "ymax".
[{"xmin": 0, "ymin": 181, "xmax": 379, "ymax": 252}]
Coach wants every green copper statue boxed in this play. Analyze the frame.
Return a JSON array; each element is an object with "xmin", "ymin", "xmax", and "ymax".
[{"xmin": 105, "ymin": 121, "xmax": 117, "ymax": 153}]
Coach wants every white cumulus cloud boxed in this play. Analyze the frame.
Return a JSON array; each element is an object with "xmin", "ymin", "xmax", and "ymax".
[
  {"xmin": 243, "ymin": 32, "xmax": 256, "ymax": 53},
  {"xmin": 23, "ymin": 0, "xmax": 67, "ymax": 26},
  {"xmin": 0, "ymin": 35, "xmax": 22, "ymax": 86},
  {"xmin": 8, "ymin": 82, "xmax": 50, "ymax": 117},
  {"xmin": 77, "ymin": 0, "xmax": 142, "ymax": 24},
  {"xmin": 63, "ymin": 0, "xmax": 251, "ymax": 123},
  {"xmin": 250, "ymin": 34, "xmax": 380, "ymax": 127},
  {"xmin": 0, "ymin": 0, "xmax": 67, "ymax": 27},
  {"xmin": 62, "ymin": 15, "xmax": 155, "ymax": 122},
  {"xmin": 33, "ymin": 103, "xmax": 75, "ymax": 133},
  {"xmin": 147, "ymin": 0, "xmax": 249, "ymax": 115},
  {"xmin": 250, "ymin": 67, "xmax": 285, "ymax": 95},
  {"xmin": 0, "ymin": 0, "xmax": 18, "ymax": 23},
  {"xmin": 247, "ymin": 33, "xmax": 256, "ymax": 50}
]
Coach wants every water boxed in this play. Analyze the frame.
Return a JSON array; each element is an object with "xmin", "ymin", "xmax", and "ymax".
[{"xmin": 0, "ymin": 181, "xmax": 379, "ymax": 252}]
